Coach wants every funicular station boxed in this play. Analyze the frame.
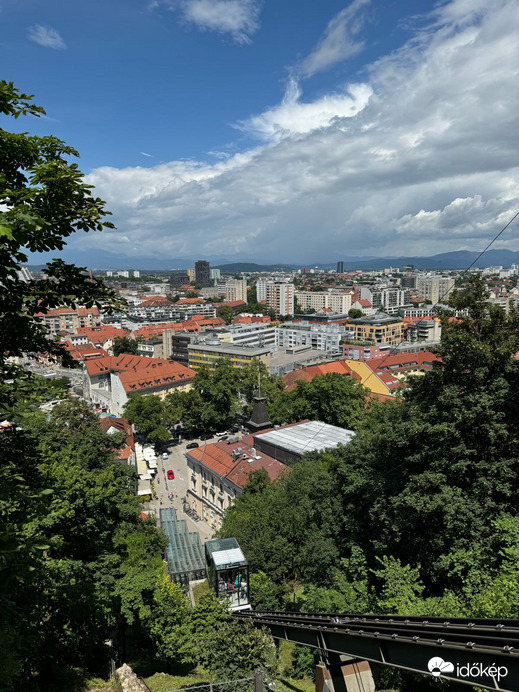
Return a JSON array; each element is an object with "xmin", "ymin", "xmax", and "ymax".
[
  {"xmin": 205, "ymin": 537, "xmax": 251, "ymax": 611},
  {"xmin": 160, "ymin": 508, "xmax": 206, "ymax": 587}
]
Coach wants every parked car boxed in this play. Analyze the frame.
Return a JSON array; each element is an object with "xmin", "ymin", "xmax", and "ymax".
[
  {"xmin": 167, "ymin": 470, "xmax": 175, "ymax": 480},
  {"xmin": 216, "ymin": 431, "xmax": 228, "ymax": 436},
  {"xmin": 219, "ymin": 435, "xmax": 229, "ymax": 441},
  {"xmin": 162, "ymin": 452, "xmax": 168, "ymax": 460},
  {"xmin": 186, "ymin": 442, "xmax": 199, "ymax": 449},
  {"xmin": 200, "ymin": 433, "xmax": 212, "ymax": 440}
]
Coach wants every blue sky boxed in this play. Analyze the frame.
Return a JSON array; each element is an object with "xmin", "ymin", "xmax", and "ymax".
[{"xmin": 3, "ymin": 0, "xmax": 519, "ymax": 265}]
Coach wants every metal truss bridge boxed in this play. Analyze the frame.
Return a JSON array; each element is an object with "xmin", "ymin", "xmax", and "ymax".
[{"xmin": 234, "ymin": 610, "xmax": 519, "ymax": 691}]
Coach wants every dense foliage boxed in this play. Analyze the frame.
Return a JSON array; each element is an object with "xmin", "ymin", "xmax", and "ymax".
[
  {"xmin": 269, "ymin": 372, "xmax": 368, "ymax": 429},
  {"xmin": 124, "ymin": 359, "xmax": 284, "ymax": 437},
  {"xmin": 113, "ymin": 336, "xmax": 141, "ymax": 356}
]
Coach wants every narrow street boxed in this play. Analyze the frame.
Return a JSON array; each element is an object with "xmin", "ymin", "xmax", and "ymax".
[{"xmin": 147, "ymin": 437, "xmax": 216, "ymax": 544}]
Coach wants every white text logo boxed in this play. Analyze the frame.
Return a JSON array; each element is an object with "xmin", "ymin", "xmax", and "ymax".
[
  {"xmin": 427, "ymin": 657, "xmax": 508, "ymax": 682},
  {"xmin": 428, "ymin": 657, "xmax": 454, "ymax": 677}
]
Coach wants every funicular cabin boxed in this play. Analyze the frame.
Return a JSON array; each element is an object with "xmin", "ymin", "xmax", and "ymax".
[{"xmin": 205, "ymin": 537, "xmax": 251, "ymax": 611}]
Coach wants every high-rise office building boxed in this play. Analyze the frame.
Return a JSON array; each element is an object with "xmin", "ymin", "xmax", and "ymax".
[
  {"xmin": 337, "ymin": 261, "xmax": 344, "ymax": 274},
  {"xmin": 195, "ymin": 260, "xmax": 211, "ymax": 287}
]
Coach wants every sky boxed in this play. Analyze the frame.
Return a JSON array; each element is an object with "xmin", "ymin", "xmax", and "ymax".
[{"xmin": 3, "ymin": 0, "xmax": 519, "ymax": 265}]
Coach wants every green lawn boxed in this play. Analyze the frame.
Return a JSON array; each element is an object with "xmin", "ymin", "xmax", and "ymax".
[{"xmin": 145, "ymin": 668, "xmax": 210, "ymax": 692}]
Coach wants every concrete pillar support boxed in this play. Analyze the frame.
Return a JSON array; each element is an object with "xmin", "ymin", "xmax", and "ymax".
[{"xmin": 315, "ymin": 659, "xmax": 375, "ymax": 692}]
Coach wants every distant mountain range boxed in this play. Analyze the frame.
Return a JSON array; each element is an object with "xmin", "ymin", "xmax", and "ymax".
[
  {"xmin": 216, "ymin": 250, "xmax": 519, "ymax": 272},
  {"xmin": 25, "ymin": 248, "xmax": 519, "ymax": 272},
  {"xmin": 213, "ymin": 262, "xmax": 298, "ymax": 273},
  {"xmin": 329, "ymin": 250, "xmax": 519, "ymax": 271}
]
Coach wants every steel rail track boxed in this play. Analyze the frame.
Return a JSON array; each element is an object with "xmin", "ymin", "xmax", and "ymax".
[{"xmin": 235, "ymin": 611, "xmax": 519, "ymax": 654}]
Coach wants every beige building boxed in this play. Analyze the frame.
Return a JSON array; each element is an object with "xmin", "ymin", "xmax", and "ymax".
[
  {"xmin": 225, "ymin": 278, "xmax": 247, "ymax": 303},
  {"xmin": 188, "ymin": 339, "xmax": 270, "ymax": 370},
  {"xmin": 137, "ymin": 339, "xmax": 164, "ymax": 358},
  {"xmin": 35, "ymin": 306, "xmax": 101, "ymax": 335},
  {"xmin": 416, "ymin": 276, "xmax": 455, "ymax": 304},
  {"xmin": 185, "ymin": 436, "xmax": 286, "ymax": 530},
  {"xmin": 295, "ymin": 291, "xmax": 353, "ymax": 313},
  {"xmin": 349, "ymin": 314, "xmax": 404, "ymax": 345}
]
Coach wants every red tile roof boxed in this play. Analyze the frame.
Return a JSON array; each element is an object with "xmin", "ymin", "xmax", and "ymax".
[
  {"xmin": 224, "ymin": 300, "xmax": 247, "ymax": 308},
  {"xmin": 283, "ymin": 360, "xmax": 353, "ymax": 391},
  {"xmin": 35, "ymin": 306, "xmax": 100, "ymax": 317},
  {"xmin": 84, "ymin": 354, "xmax": 195, "ymax": 392},
  {"xmin": 177, "ymin": 297, "xmax": 205, "ymax": 304},
  {"xmin": 186, "ymin": 438, "xmax": 286, "ymax": 488},
  {"xmin": 365, "ymin": 351, "xmax": 439, "ymax": 372},
  {"xmin": 139, "ymin": 295, "xmax": 171, "ymax": 304},
  {"xmin": 76, "ymin": 325, "xmax": 129, "ymax": 343},
  {"xmin": 132, "ymin": 316, "xmax": 225, "ymax": 339},
  {"xmin": 63, "ymin": 341, "xmax": 109, "ymax": 361},
  {"xmin": 232, "ymin": 315, "xmax": 271, "ymax": 324},
  {"xmin": 118, "ymin": 359, "xmax": 195, "ymax": 393}
]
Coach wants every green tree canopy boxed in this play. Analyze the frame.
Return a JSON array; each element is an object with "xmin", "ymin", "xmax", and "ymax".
[
  {"xmin": 123, "ymin": 393, "xmax": 175, "ymax": 443},
  {"xmin": 334, "ymin": 276, "xmax": 519, "ymax": 593},
  {"xmin": 217, "ymin": 304, "xmax": 234, "ymax": 324},
  {"xmin": 113, "ymin": 336, "xmax": 141, "ymax": 356},
  {"xmin": 269, "ymin": 372, "xmax": 369, "ymax": 430}
]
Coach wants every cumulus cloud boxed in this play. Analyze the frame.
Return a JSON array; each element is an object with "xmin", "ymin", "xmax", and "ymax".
[
  {"xmin": 299, "ymin": 0, "xmax": 370, "ymax": 78},
  {"xmin": 156, "ymin": 0, "xmax": 261, "ymax": 43},
  {"xmin": 237, "ymin": 78, "xmax": 373, "ymax": 142},
  {"xmin": 83, "ymin": 0, "xmax": 519, "ymax": 262},
  {"xmin": 27, "ymin": 24, "xmax": 66, "ymax": 50}
]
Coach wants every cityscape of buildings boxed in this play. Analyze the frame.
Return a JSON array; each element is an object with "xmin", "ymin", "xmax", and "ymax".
[{"xmin": 16, "ymin": 256, "xmax": 519, "ymax": 541}]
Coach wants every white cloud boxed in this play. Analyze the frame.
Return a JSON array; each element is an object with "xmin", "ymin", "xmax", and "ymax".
[
  {"xmin": 141, "ymin": 152, "xmax": 153, "ymax": 157},
  {"xmin": 82, "ymin": 0, "xmax": 519, "ymax": 262},
  {"xmin": 27, "ymin": 24, "xmax": 66, "ymax": 50},
  {"xmin": 157, "ymin": 0, "xmax": 261, "ymax": 43},
  {"xmin": 237, "ymin": 78, "xmax": 372, "ymax": 142},
  {"xmin": 299, "ymin": 0, "xmax": 370, "ymax": 78}
]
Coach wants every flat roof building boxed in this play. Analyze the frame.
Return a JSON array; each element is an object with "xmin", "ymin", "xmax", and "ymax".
[
  {"xmin": 349, "ymin": 314, "xmax": 404, "ymax": 345},
  {"xmin": 188, "ymin": 339, "xmax": 270, "ymax": 370},
  {"xmin": 253, "ymin": 420, "xmax": 355, "ymax": 465}
]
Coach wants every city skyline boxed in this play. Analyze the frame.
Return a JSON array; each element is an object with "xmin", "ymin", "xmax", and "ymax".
[{"xmin": 4, "ymin": 0, "xmax": 519, "ymax": 264}]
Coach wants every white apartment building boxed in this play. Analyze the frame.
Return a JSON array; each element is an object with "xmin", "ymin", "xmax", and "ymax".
[
  {"xmin": 133, "ymin": 270, "xmax": 140, "ymax": 278},
  {"xmin": 216, "ymin": 323, "xmax": 277, "ymax": 348},
  {"xmin": 225, "ymin": 278, "xmax": 247, "ymax": 303},
  {"xmin": 295, "ymin": 291, "xmax": 353, "ymax": 313},
  {"xmin": 400, "ymin": 306, "xmax": 435, "ymax": 318},
  {"xmin": 276, "ymin": 322, "xmax": 349, "ymax": 352},
  {"xmin": 257, "ymin": 281, "xmax": 294, "ymax": 316},
  {"xmin": 360, "ymin": 286, "xmax": 410, "ymax": 315}
]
